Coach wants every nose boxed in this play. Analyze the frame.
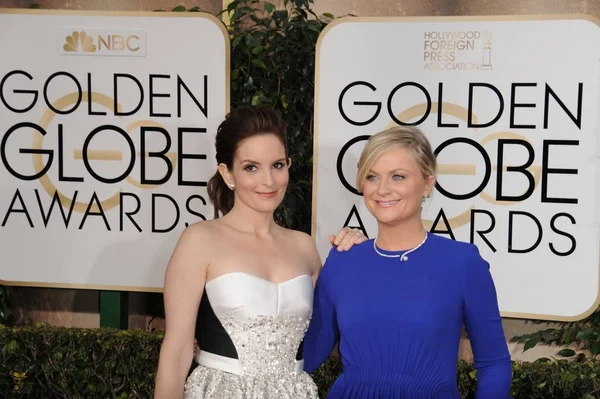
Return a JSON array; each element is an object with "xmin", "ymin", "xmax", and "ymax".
[
  {"xmin": 377, "ymin": 179, "xmax": 391, "ymax": 196},
  {"xmin": 262, "ymin": 169, "xmax": 274, "ymax": 187}
]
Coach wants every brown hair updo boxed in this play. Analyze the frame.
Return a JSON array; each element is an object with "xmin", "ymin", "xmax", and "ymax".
[{"xmin": 206, "ymin": 105, "xmax": 288, "ymax": 218}]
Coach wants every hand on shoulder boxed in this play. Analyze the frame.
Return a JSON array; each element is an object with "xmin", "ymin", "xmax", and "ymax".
[{"xmin": 329, "ymin": 227, "xmax": 368, "ymax": 252}]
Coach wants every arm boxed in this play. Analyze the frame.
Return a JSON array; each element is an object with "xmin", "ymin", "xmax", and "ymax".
[
  {"xmin": 154, "ymin": 225, "xmax": 209, "ymax": 399},
  {"xmin": 463, "ymin": 246, "xmax": 512, "ymax": 399},
  {"xmin": 302, "ymin": 249, "xmax": 340, "ymax": 373}
]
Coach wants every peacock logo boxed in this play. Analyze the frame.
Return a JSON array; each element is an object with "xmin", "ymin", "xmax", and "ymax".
[{"xmin": 63, "ymin": 31, "xmax": 97, "ymax": 53}]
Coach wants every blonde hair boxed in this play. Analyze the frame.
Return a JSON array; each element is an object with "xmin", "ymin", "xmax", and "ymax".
[{"xmin": 356, "ymin": 126, "xmax": 437, "ymax": 193}]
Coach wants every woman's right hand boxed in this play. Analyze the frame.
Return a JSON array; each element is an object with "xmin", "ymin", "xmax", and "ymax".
[{"xmin": 329, "ymin": 227, "xmax": 368, "ymax": 251}]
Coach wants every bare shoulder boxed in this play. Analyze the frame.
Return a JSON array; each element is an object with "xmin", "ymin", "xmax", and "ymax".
[
  {"xmin": 165, "ymin": 220, "xmax": 221, "ymax": 273},
  {"xmin": 281, "ymin": 228, "xmax": 321, "ymax": 273},
  {"xmin": 179, "ymin": 219, "xmax": 225, "ymax": 247},
  {"xmin": 284, "ymin": 228, "xmax": 316, "ymax": 252},
  {"xmin": 183, "ymin": 219, "xmax": 219, "ymax": 237}
]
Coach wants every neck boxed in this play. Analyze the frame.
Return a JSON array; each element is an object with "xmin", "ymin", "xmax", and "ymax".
[
  {"xmin": 375, "ymin": 216, "xmax": 427, "ymax": 251},
  {"xmin": 221, "ymin": 202, "xmax": 277, "ymax": 237}
]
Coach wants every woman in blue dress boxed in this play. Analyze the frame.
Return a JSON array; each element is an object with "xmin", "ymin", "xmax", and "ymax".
[{"xmin": 303, "ymin": 126, "xmax": 512, "ymax": 398}]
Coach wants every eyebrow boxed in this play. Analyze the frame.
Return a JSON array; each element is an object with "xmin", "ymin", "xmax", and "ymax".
[
  {"xmin": 368, "ymin": 167, "xmax": 409, "ymax": 174},
  {"xmin": 240, "ymin": 158, "xmax": 287, "ymax": 164}
]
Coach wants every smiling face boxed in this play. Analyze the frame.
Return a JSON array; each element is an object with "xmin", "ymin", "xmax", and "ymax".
[
  {"xmin": 361, "ymin": 146, "xmax": 434, "ymax": 226},
  {"xmin": 220, "ymin": 133, "xmax": 290, "ymax": 215}
]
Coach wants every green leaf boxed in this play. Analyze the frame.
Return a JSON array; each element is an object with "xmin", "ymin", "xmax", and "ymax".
[
  {"xmin": 576, "ymin": 327, "xmax": 596, "ymax": 340},
  {"xmin": 231, "ymin": 9, "xmax": 243, "ymax": 22},
  {"xmin": 245, "ymin": 35, "xmax": 261, "ymax": 48},
  {"xmin": 557, "ymin": 349, "xmax": 576, "ymax": 357},
  {"xmin": 7, "ymin": 339, "xmax": 17, "ymax": 353},
  {"xmin": 232, "ymin": 36, "xmax": 243, "ymax": 49},
  {"xmin": 251, "ymin": 93, "xmax": 263, "ymax": 105},
  {"xmin": 537, "ymin": 381, "xmax": 546, "ymax": 388},
  {"xmin": 251, "ymin": 59, "xmax": 267, "ymax": 69},
  {"xmin": 189, "ymin": 6, "xmax": 201, "ymax": 12},
  {"xmin": 264, "ymin": 2, "xmax": 275, "ymax": 13},
  {"xmin": 523, "ymin": 338, "xmax": 538, "ymax": 352},
  {"xmin": 171, "ymin": 5, "xmax": 186, "ymax": 11},
  {"xmin": 227, "ymin": 1, "xmax": 237, "ymax": 13},
  {"xmin": 589, "ymin": 341, "xmax": 600, "ymax": 355},
  {"xmin": 323, "ymin": 12, "xmax": 334, "ymax": 18}
]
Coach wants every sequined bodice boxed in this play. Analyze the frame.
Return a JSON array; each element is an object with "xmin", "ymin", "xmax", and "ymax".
[{"xmin": 201, "ymin": 272, "xmax": 314, "ymax": 377}]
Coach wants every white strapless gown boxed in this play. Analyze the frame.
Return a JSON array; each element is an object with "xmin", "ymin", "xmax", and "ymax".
[{"xmin": 184, "ymin": 272, "xmax": 319, "ymax": 398}]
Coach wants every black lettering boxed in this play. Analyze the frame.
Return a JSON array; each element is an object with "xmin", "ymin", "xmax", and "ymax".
[
  {"xmin": 149, "ymin": 74, "xmax": 171, "ymax": 117},
  {"xmin": 87, "ymin": 73, "xmax": 107, "ymax": 116},
  {"xmin": 58, "ymin": 124, "xmax": 83, "ymax": 182},
  {"xmin": 178, "ymin": 127, "xmax": 207, "ymax": 187},
  {"xmin": 437, "ymin": 82, "xmax": 458, "ymax": 128},
  {"xmin": 342, "ymin": 204, "xmax": 369, "ymax": 238},
  {"xmin": 469, "ymin": 209, "xmax": 497, "ymax": 252},
  {"xmin": 177, "ymin": 75, "xmax": 208, "ymax": 118},
  {"xmin": 549, "ymin": 213, "xmax": 576, "ymax": 257},
  {"xmin": 114, "ymin": 74, "xmax": 144, "ymax": 116},
  {"xmin": 336, "ymin": 135, "xmax": 371, "ymax": 195},
  {"xmin": 79, "ymin": 192, "xmax": 111, "ymax": 231},
  {"xmin": 120, "ymin": 192, "xmax": 142, "ymax": 232},
  {"xmin": 185, "ymin": 195, "xmax": 207, "ymax": 227},
  {"xmin": 0, "ymin": 70, "xmax": 38, "ymax": 113},
  {"xmin": 544, "ymin": 83, "xmax": 583, "ymax": 129},
  {"xmin": 82, "ymin": 125, "xmax": 135, "ymax": 184},
  {"xmin": 43, "ymin": 72, "xmax": 82, "ymax": 115},
  {"xmin": 430, "ymin": 208, "xmax": 456, "ymax": 240},
  {"xmin": 141, "ymin": 126, "xmax": 173, "ymax": 185},
  {"xmin": 388, "ymin": 82, "xmax": 431, "ymax": 126},
  {"xmin": 468, "ymin": 83, "xmax": 504, "ymax": 128},
  {"xmin": 496, "ymin": 139, "xmax": 535, "ymax": 202},
  {"xmin": 1, "ymin": 122, "xmax": 53, "ymax": 180},
  {"xmin": 510, "ymin": 83, "xmax": 536, "ymax": 129},
  {"xmin": 508, "ymin": 211, "xmax": 542, "ymax": 253},
  {"xmin": 541, "ymin": 140, "xmax": 578, "ymax": 204},
  {"xmin": 152, "ymin": 194, "xmax": 180, "ymax": 233},
  {"xmin": 338, "ymin": 81, "xmax": 381, "ymax": 126},
  {"xmin": 1, "ymin": 189, "xmax": 33, "ymax": 227},
  {"xmin": 35, "ymin": 189, "xmax": 77, "ymax": 228},
  {"xmin": 434, "ymin": 137, "xmax": 491, "ymax": 200}
]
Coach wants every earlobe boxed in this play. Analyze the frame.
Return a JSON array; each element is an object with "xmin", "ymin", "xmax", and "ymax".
[{"xmin": 287, "ymin": 157, "xmax": 292, "ymax": 168}]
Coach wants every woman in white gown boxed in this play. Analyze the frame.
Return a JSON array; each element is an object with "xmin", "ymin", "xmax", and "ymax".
[{"xmin": 154, "ymin": 106, "xmax": 365, "ymax": 398}]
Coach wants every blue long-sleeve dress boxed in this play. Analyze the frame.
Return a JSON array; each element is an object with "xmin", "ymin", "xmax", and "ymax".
[{"xmin": 303, "ymin": 232, "xmax": 512, "ymax": 398}]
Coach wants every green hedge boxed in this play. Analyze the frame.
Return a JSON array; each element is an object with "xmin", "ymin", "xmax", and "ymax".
[{"xmin": 2, "ymin": 326, "xmax": 600, "ymax": 398}]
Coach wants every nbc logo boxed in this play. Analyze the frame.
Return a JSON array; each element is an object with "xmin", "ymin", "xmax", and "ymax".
[
  {"xmin": 59, "ymin": 28, "xmax": 146, "ymax": 57},
  {"xmin": 63, "ymin": 31, "xmax": 97, "ymax": 53}
]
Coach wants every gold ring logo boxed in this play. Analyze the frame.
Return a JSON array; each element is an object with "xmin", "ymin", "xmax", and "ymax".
[
  {"xmin": 385, "ymin": 102, "xmax": 542, "ymax": 230},
  {"xmin": 34, "ymin": 91, "xmax": 177, "ymax": 213}
]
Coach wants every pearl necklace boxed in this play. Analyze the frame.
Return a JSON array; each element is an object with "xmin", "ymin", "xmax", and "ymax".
[{"xmin": 373, "ymin": 232, "xmax": 429, "ymax": 262}]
